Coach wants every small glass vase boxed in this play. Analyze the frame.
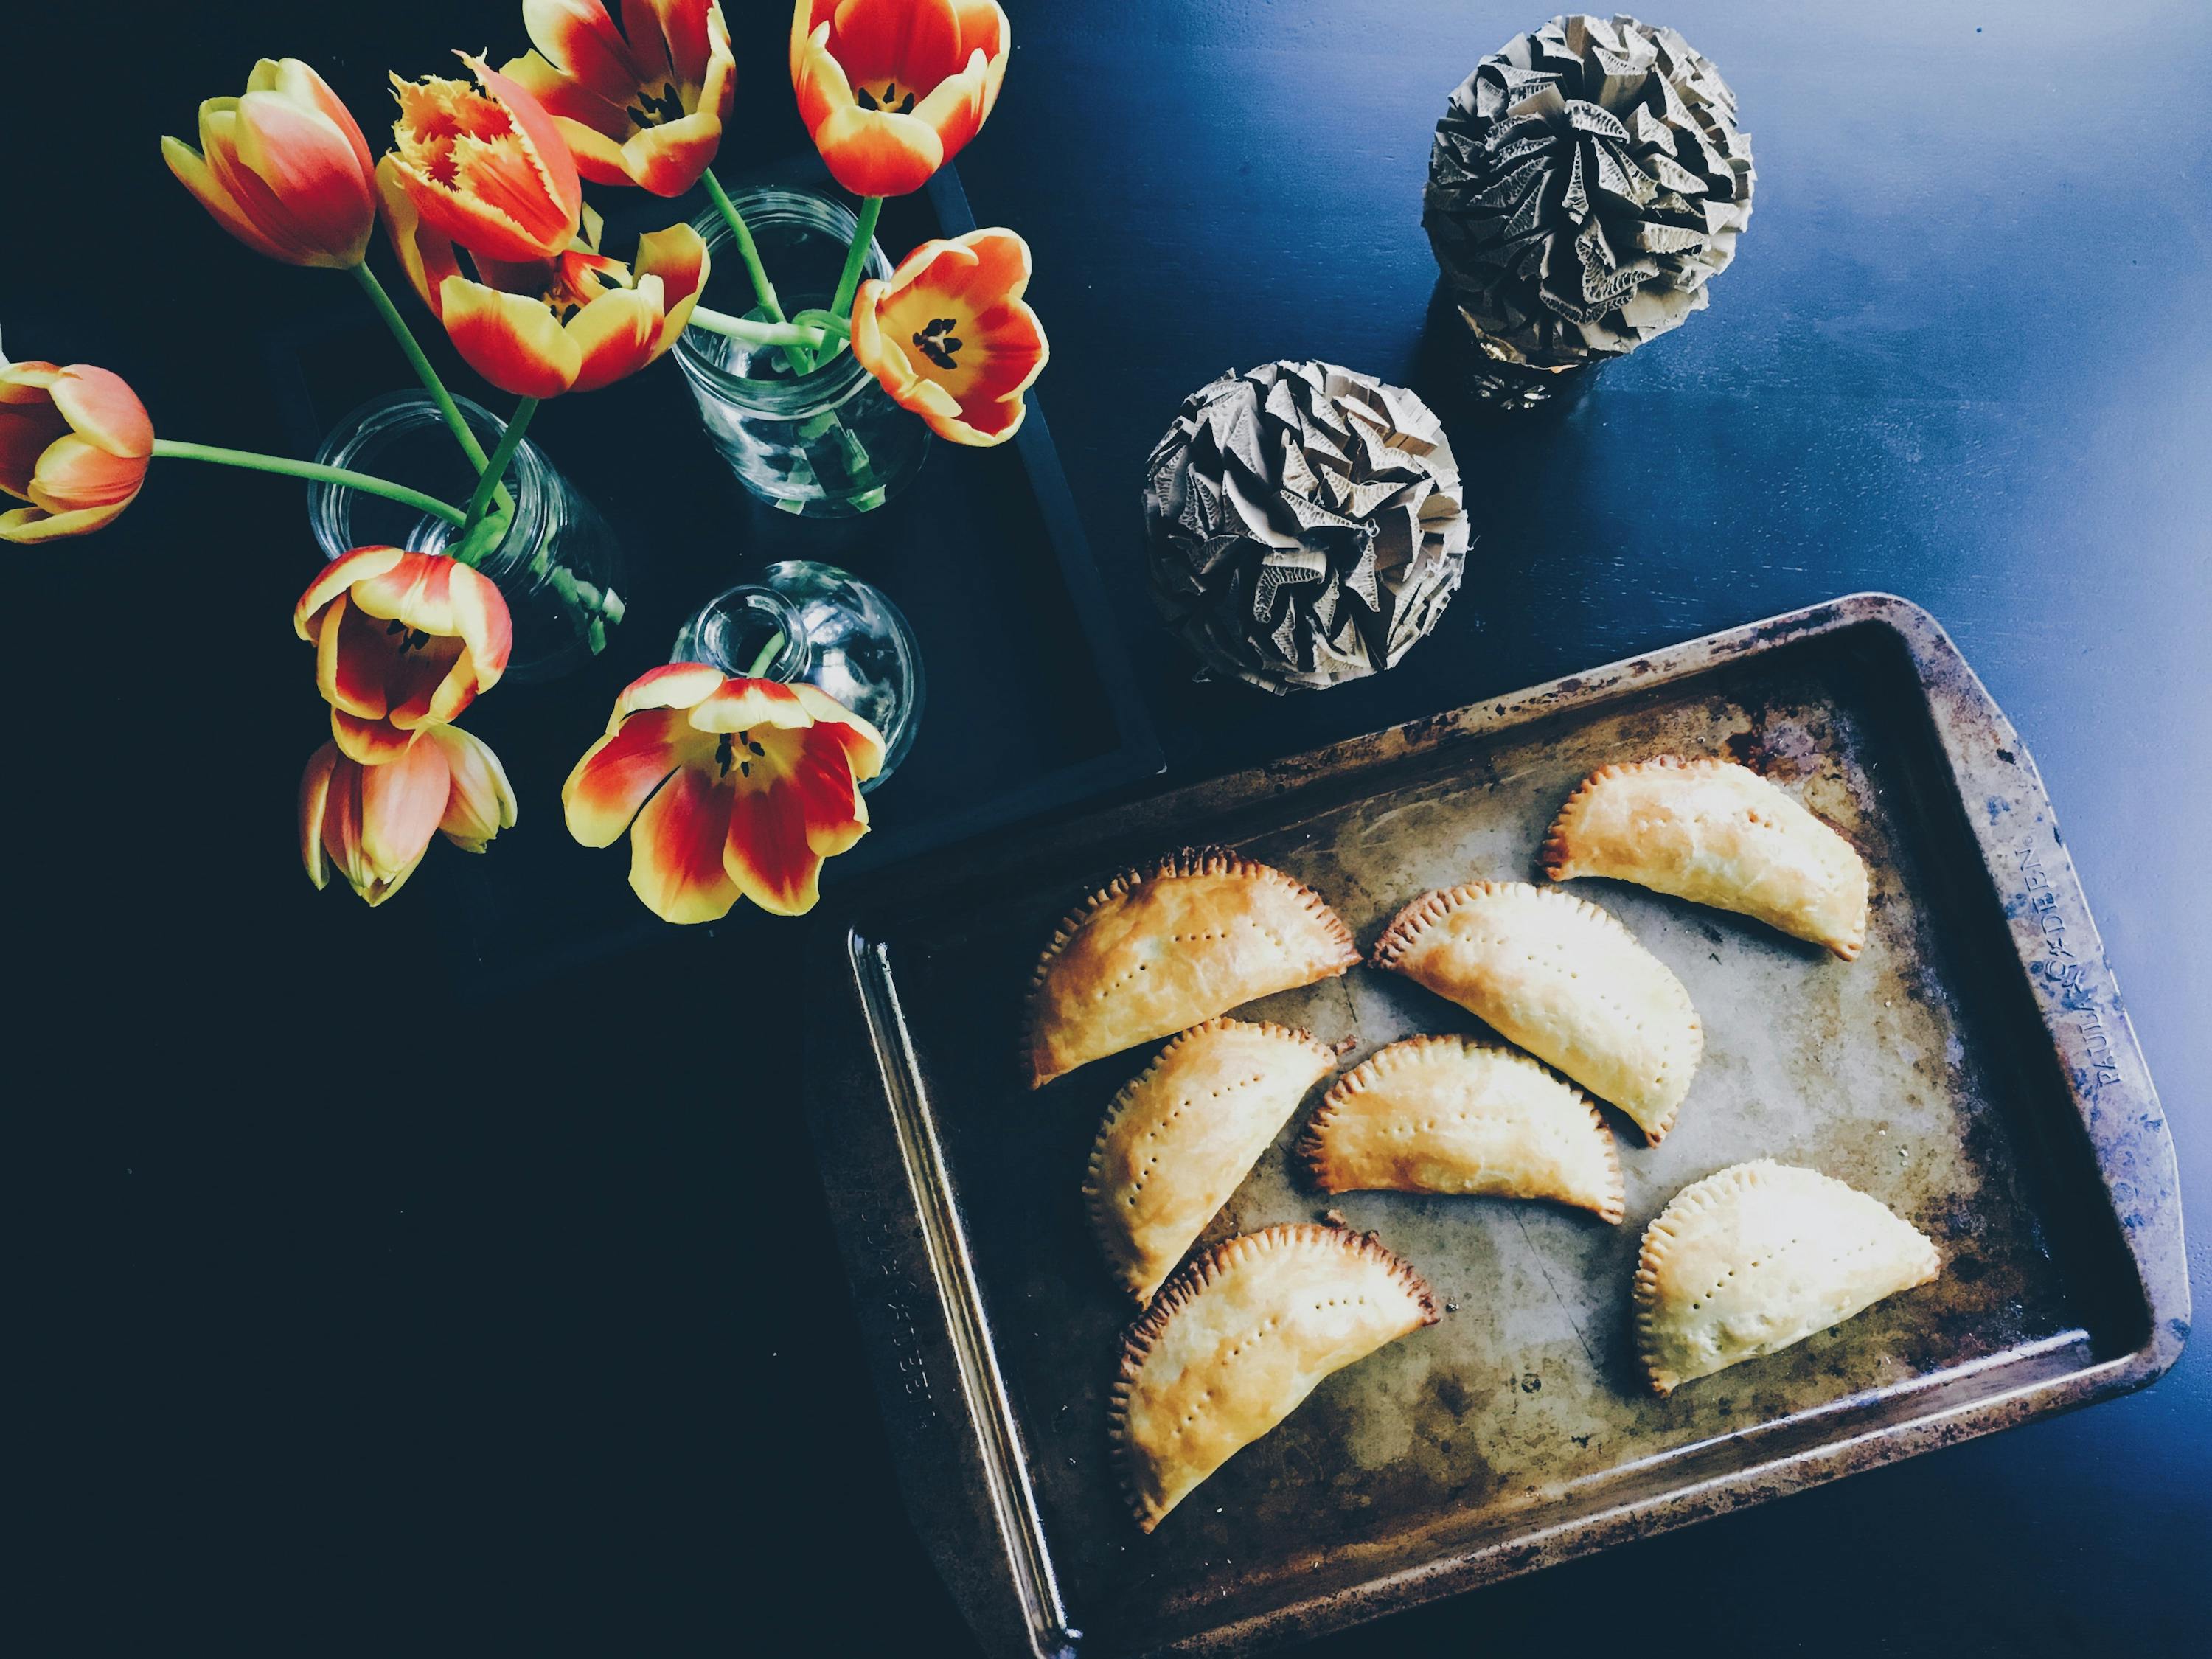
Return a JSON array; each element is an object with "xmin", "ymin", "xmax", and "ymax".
[
  {"xmin": 674, "ymin": 186, "xmax": 929, "ymax": 518},
  {"xmin": 672, "ymin": 560, "xmax": 925, "ymax": 787},
  {"xmin": 309, "ymin": 392, "xmax": 627, "ymax": 684}
]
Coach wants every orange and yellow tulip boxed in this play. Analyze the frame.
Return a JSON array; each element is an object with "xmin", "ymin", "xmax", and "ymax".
[
  {"xmin": 300, "ymin": 724, "xmax": 517, "ymax": 907},
  {"xmin": 504, "ymin": 0, "xmax": 738, "ymax": 197},
  {"xmin": 378, "ymin": 158, "xmax": 708, "ymax": 399},
  {"xmin": 163, "ymin": 59, "xmax": 378, "ymax": 269},
  {"xmin": 295, "ymin": 547, "xmax": 514, "ymax": 765},
  {"xmin": 791, "ymin": 0, "xmax": 1009, "ymax": 197},
  {"xmin": 385, "ymin": 54, "xmax": 584, "ymax": 265},
  {"xmin": 0, "ymin": 349, "xmax": 153, "ymax": 543},
  {"xmin": 849, "ymin": 228, "xmax": 1045, "ymax": 445},
  {"xmin": 563, "ymin": 663, "xmax": 884, "ymax": 923}
]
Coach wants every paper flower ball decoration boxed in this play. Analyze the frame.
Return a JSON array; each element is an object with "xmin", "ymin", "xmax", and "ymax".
[
  {"xmin": 1144, "ymin": 361, "xmax": 1471, "ymax": 695},
  {"xmin": 1424, "ymin": 13, "xmax": 1754, "ymax": 370}
]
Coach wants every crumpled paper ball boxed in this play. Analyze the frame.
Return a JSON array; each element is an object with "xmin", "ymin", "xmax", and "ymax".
[
  {"xmin": 1144, "ymin": 361, "xmax": 1472, "ymax": 695},
  {"xmin": 1424, "ymin": 13, "xmax": 1754, "ymax": 369}
]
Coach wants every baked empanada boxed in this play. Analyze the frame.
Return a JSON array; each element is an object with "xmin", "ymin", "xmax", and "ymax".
[
  {"xmin": 1023, "ymin": 849, "xmax": 1359, "ymax": 1089},
  {"xmin": 1110, "ymin": 1224, "xmax": 1436, "ymax": 1531},
  {"xmin": 1372, "ymin": 883, "xmax": 1701, "ymax": 1143},
  {"xmin": 1635, "ymin": 1160, "xmax": 1941, "ymax": 1394},
  {"xmin": 1298, "ymin": 1037, "xmax": 1624, "ymax": 1222},
  {"xmin": 1543, "ymin": 757, "xmax": 1870, "ymax": 959},
  {"xmin": 1086, "ymin": 1019, "xmax": 1341, "ymax": 1303}
]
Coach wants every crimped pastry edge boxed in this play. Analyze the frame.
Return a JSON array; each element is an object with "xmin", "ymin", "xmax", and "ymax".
[
  {"xmin": 1106, "ymin": 1222, "xmax": 1438, "ymax": 1532},
  {"xmin": 1022, "ymin": 847, "xmax": 1361, "ymax": 1089},
  {"xmin": 1295, "ymin": 1034, "xmax": 1625, "ymax": 1223},
  {"xmin": 1633, "ymin": 1159, "xmax": 1942, "ymax": 1395},
  {"xmin": 1368, "ymin": 881, "xmax": 1703, "ymax": 1145},
  {"xmin": 1540, "ymin": 755, "xmax": 1871, "ymax": 961},
  {"xmin": 1082, "ymin": 1018, "xmax": 1341, "ymax": 1303}
]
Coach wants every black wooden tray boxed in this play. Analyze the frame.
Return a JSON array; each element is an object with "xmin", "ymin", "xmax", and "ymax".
[
  {"xmin": 263, "ymin": 159, "xmax": 1160, "ymax": 987},
  {"xmin": 804, "ymin": 594, "xmax": 2188, "ymax": 1659}
]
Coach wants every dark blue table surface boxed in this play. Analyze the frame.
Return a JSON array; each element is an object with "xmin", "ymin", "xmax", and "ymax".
[{"xmin": 10, "ymin": 1, "xmax": 2207, "ymax": 1652}]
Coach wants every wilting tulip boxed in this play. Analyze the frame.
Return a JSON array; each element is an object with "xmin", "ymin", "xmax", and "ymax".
[
  {"xmin": 0, "ymin": 349, "xmax": 154, "ymax": 543},
  {"xmin": 563, "ymin": 663, "xmax": 884, "ymax": 923},
  {"xmin": 849, "ymin": 228, "xmax": 1045, "ymax": 445},
  {"xmin": 163, "ymin": 59, "xmax": 378, "ymax": 268},
  {"xmin": 791, "ymin": 0, "xmax": 1009, "ymax": 197},
  {"xmin": 386, "ymin": 54, "xmax": 583, "ymax": 264},
  {"xmin": 378, "ymin": 158, "xmax": 708, "ymax": 398},
  {"xmin": 300, "ymin": 725, "xmax": 518, "ymax": 907},
  {"xmin": 295, "ymin": 547, "xmax": 514, "ymax": 765},
  {"xmin": 504, "ymin": 0, "xmax": 737, "ymax": 197}
]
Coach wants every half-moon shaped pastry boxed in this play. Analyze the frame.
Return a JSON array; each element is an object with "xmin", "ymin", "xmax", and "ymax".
[
  {"xmin": 1023, "ymin": 849, "xmax": 1359, "ymax": 1089},
  {"xmin": 1298, "ymin": 1037, "xmax": 1624, "ymax": 1222},
  {"xmin": 1543, "ymin": 757, "xmax": 1870, "ymax": 960},
  {"xmin": 1635, "ymin": 1160, "xmax": 1941, "ymax": 1394},
  {"xmin": 1372, "ymin": 883, "xmax": 1701, "ymax": 1144},
  {"xmin": 1085, "ymin": 1019, "xmax": 1342, "ymax": 1303},
  {"xmin": 1110, "ymin": 1224, "xmax": 1436, "ymax": 1532}
]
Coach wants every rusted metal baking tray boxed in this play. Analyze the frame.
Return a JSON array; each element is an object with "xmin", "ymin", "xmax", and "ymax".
[{"xmin": 804, "ymin": 594, "xmax": 2188, "ymax": 1659}]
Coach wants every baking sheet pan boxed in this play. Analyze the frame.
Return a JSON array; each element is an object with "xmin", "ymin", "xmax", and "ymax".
[{"xmin": 804, "ymin": 595, "xmax": 2188, "ymax": 1658}]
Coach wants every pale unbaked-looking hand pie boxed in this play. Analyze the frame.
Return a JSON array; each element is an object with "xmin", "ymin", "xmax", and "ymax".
[
  {"xmin": 1085, "ymin": 1018, "xmax": 1342, "ymax": 1304},
  {"xmin": 1635, "ymin": 1160, "xmax": 1941, "ymax": 1394},
  {"xmin": 1298, "ymin": 1036, "xmax": 1624, "ymax": 1222},
  {"xmin": 1543, "ymin": 757, "xmax": 1871, "ymax": 960},
  {"xmin": 1023, "ymin": 849, "xmax": 1360, "ymax": 1089},
  {"xmin": 1110, "ymin": 1224, "xmax": 1436, "ymax": 1533},
  {"xmin": 1372, "ymin": 882, "xmax": 1703, "ymax": 1144}
]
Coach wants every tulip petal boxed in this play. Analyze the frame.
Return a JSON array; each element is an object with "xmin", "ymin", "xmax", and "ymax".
[
  {"xmin": 296, "ymin": 545, "xmax": 406, "ymax": 641},
  {"xmin": 27, "ymin": 436, "xmax": 147, "ymax": 512},
  {"xmin": 278, "ymin": 58, "xmax": 376, "ymax": 189},
  {"xmin": 331, "ymin": 707, "xmax": 417, "ymax": 766},
  {"xmin": 299, "ymin": 742, "xmax": 340, "ymax": 890},
  {"xmin": 427, "ymin": 725, "xmax": 518, "ymax": 852},
  {"xmin": 563, "ymin": 706, "xmax": 695, "ymax": 845},
  {"xmin": 163, "ymin": 136, "xmax": 294, "ymax": 264},
  {"xmin": 502, "ymin": 49, "xmax": 630, "ymax": 138},
  {"xmin": 439, "ymin": 274, "xmax": 582, "ymax": 399},
  {"xmin": 609, "ymin": 661, "xmax": 725, "ymax": 726},
  {"xmin": 0, "ymin": 501, "xmax": 131, "ymax": 543},
  {"xmin": 688, "ymin": 676, "xmax": 815, "ymax": 733},
  {"xmin": 524, "ymin": 0, "xmax": 648, "ymax": 108},
  {"xmin": 628, "ymin": 763, "xmax": 742, "ymax": 923},
  {"xmin": 807, "ymin": 102, "xmax": 945, "ymax": 199},
  {"xmin": 636, "ymin": 223, "xmax": 709, "ymax": 348},
  {"xmin": 0, "ymin": 397, "xmax": 67, "ymax": 501},
  {"xmin": 564, "ymin": 283, "xmax": 663, "ymax": 396},
  {"xmin": 788, "ymin": 684, "xmax": 887, "ymax": 782},
  {"xmin": 619, "ymin": 111, "xmax": 725, "ymax": 196},
  {"xmin": 723, "ymin": 766, "xmax": 828, "ymax": 917},
  {"xmin": 358, "ymin": 731, "xmax": 452, "ymax": 884},
  {"xmin": 48, "ymin": 366, "xmax": 153, "ymax": 460},
  {"xmin": 826, "ymin": 0, "xmax": 964, "ymax": 88},
  {"xmin": 229, "ymin": 86, "xmax": 378, "ymax": 266}
]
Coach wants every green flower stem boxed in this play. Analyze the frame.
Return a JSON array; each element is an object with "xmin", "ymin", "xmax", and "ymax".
[
  {"xmin": 790, "ymin": 309, "xmax": 852, "ymax": 338},
  {"xmin": 745, "ymin": 631, "xmax": 787, "ymax": 680},
  {"xmin": 815, "ymin": 195, "xmax": 882, "ymax": 369},
  {"xmin": 462, "ymin": 397, "xmax": 538, "ymax": 535},
  {"xmin": 703, "ymin": 166, "xmax": 815, "ymax": 378},
  {"xmin": 686, "ymin": 306, "xmax": 833, "ymax": 349},
  {"xmin": 148, "ymin": 439, "xmax": 467, "ymax": 526},
  {"xmin": 350, "ymin": 262, "xmax": 512, "ymax": 521}
]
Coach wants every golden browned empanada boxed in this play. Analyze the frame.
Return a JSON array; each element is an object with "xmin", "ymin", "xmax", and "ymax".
[
  {"xmin": 1023, "ymin": 849, "xmax": 1359, "ymax": 1089},
  {"xmin": 1298, "ymin": 1037, "xmax": 1624, "ymax": 1222},
  {"xmin": 1543, "ymin": 757, "xmax": 1870, "ymax": 959},
  {"xmin": 1372, "ymin": 883, "xmax": 1701, "ymax": 1144},
  {"xmin": 1110, "ymin": 1223, "xmax": 1436, "ymax": 1532},
  {"xmin": 1085, "ymin": 1019, "xmax": 1341, "ymax": 1303},
  {"xmin": 1635, "ymin": 1160, "xmax": 1941, "ymax": 1394}
]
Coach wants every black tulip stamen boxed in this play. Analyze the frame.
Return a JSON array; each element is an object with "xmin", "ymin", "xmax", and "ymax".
[
  {"xmin": 715, "ymin": 733, "xmax": 736, "ymax": 777},
  {"xmin": 626, "ymin": 81, "xmax": 685, "ymax": 128},
  {"xmin": 856, "ymin": 81, "xmax": 916, "ymax": 114},
  {"xmin": 912, "ymin": 316, "xmax": 963, "ymax": 369}
]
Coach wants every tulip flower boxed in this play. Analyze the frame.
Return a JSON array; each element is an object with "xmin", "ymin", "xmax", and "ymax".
[
  {"xmin": 849, "ymin": 228, "xmax": 1045, "ymax": 445},
  {"xmin": 0, "ymin": 349, "xmax": 154, "ymax": 543},
  {"xmin": 163, "ymin": 59, "xmax": 378, "ymax": 269},
  {"xmin": 378, "ymin": 158, "xmax": 709, "ymax": 400},
  {"xmin": 386, "ymin": 54, "xmax": 583, "ymax": 264},
  {"xmin": 503, "ymin": 0, "xmax": 738, "ymax": 197},
  {"xmin": 791, "ymin": 0, "xmax": 1009, "ymax": 197},
  {"xmin": 301, "ymin": 725, "xmax": 518, "ymax": 907},
  {"xmin": 295, "ymin": 547, "xmax": 514, "ymax": 765},
  {"xmin": 563, "ymin": 663, "xmax": 884, "ymax": 923}
]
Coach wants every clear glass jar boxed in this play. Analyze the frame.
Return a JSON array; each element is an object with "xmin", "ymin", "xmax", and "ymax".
[
  {"xmin": 672, "ymin": 560, "xmax": 925, "ymax": 787},
  {"xmin": 309, "ymin": 392, "xmax": 627, "ymax": 684},
  {"xmin": 673, "ymin": 187, "xmax": 929, "ymax": 518}
]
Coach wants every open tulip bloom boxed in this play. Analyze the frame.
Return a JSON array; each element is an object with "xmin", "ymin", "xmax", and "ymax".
[
  {"xmin": 505, "ymin": 0, "xmax": 737, "ymax": 198},
  {"xmin": 791, "ymin": 0, "xmax": 1009, "ymax": 198},
  {"xmin": 296, "ymin": 548, "xmax": 515, "ymax": 765},
  {"xmin": 302, "ymin": 724, "xmax": 518, "ymax": 906},
  {"xmin": 850, "ymin": 228, "xmax": 1046, "ymax": 445},
  {"xmin": 564, "ymin": 664, "xmax": 884, "ymax": 923}
]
